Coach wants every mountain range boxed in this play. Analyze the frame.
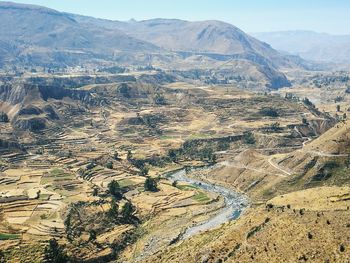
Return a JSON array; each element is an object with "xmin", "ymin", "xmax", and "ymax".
[{"xmin": 0, "ymin": 1, "xmax": 313, "ymax": 89}]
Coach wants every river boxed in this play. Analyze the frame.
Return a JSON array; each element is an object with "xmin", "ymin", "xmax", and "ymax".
[{"xmin": 167, "ymin": 166, "xmax": 249, "ymax": 239}]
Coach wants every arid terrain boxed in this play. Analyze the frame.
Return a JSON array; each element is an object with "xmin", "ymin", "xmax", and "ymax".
[
  {"xmin": 1, "ymin": 2, "xmax": 350, "ymax": 263},
  {"xmin": 1, "ymin": 68, "xmax": 349, "ymax": 262}
]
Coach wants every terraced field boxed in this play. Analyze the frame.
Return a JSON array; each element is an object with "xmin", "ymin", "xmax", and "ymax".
[{"xmin": 0, "ymin": 78, "xmax": 344, "ymax": 262}]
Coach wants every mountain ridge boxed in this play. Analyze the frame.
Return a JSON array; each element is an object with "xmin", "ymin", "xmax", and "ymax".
[{"xmin": 0, "ymin": 1, "xmax": 313, "ymax": 89}]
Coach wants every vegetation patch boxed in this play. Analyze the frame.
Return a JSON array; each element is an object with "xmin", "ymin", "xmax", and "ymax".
[
  {"xmin": 192, "ymin": 191, "xmax": 211, "ymax": 203},
  {"xmin": 0, "ymin": 233, "xmax": 20, "ymax": 240},
  {"xmin": 177, "ymin": 184, "xmax": 199, "ymax": 191}
]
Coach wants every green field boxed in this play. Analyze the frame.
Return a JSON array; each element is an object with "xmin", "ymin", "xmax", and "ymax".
[
  {"xmin": 0, "ymin": 233, "xmax": 20, "ymax": 240},
  {"xmin": 192, "ymin": 191, "xmax": 211, "ymax": 203}
]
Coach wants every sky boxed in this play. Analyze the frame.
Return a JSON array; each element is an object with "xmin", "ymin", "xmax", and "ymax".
[{"xmin": 7, "ymin": 0, "xmax": 350, "ymax": 34}]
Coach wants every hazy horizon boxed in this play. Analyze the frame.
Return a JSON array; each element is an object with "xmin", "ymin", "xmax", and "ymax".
[{"xmin": 3, "ymin": 0, "xmax": 350, "ymax": 35}]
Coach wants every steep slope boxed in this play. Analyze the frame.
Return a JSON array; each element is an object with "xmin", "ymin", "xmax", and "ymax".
[{"xmin": 252, "ymin": 31, "xmax": 350, "ymax": 63}]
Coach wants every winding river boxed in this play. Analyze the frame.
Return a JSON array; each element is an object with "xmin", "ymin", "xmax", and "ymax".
[{"xmin": 167, "ymin": 167, "xmax": 249, "ymax": 239}]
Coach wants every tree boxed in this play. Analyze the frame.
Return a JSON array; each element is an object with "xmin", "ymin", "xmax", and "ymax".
[
  {"xmin": 86, "ymin": 162, "xmax": 96, "ymax": 170},
  {"xmin": 303, "ymin": 97, "xmax": 315, "ymax": 108},
  {"xmin": 108, "ymin": 180, "xmax": 122, "ymax": 200},
  {"xmin": 106, "ymin": 162, "xmax": 113, "ymax": 169},
  {"xmin": 107, "ymin": 201, "xmax": 119, "ymax": 219},
  {"xmin": 89, "ymin": 229, "xmax": 97, "ymax": 241},
  {"xmin": 0, "ymin": 112, "xmax": 9, "ymax": 123},
  {"xmin": 0, "ymin": 250, "xmax": 5, "ymax": 263},
  {"xmin": 92, "ymin": 188, "xmax": 98, "ymax": 196},
  {"xmin": 270, "ymin": 122, "xmax": 282, "ymax": 132},
  {"xmin": 243, "ymin": 131, "xmax": 256, "ymax": 144},
  {"xmin": 113, "ymin": 151, "xmax": 120, "ymax": 160},
  {"xmin": 172, "ymin": 180, "xmax": 178, "ymax": 188},
  {"xmin": 121, "ymin": 201, "xmax": 135, "ymax": 222},
  {"xmin": 144, "ymin": 177, "xmax": 158, "ymax": 192},
  {"xmin": 337, "ymin": 105, "xmax": 341, "ymax": 112},
  {"xmin": 139, "ymin": 166, "xmax": 149, "ymax": 176},
  {"xmin": 43, "ymin": 239, "xmax": 68, "ymax": 263},
  {"xmin": 154, "ymin": 93, "xmax": 166, "ymax": 105},
  {"xmin": 168, "ymin": 149, "xmax": 178, "ymax": 162},
  {"xmin": 208, "ymin": 153, "xmax": 217, "ymax": 164},
  {"xmin": 127, "ymin": 150, "xmax": 133, "ymax": 161}
]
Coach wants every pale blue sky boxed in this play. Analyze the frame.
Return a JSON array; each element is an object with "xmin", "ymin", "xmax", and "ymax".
[{"xmin": 7, "ymin": 0, "xmax": 350, "ymax": 34}]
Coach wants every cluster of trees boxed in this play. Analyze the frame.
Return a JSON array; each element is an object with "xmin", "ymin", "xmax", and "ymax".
[
  {"xmin": 128, "ymin": 139, "xmax": 223, "ymax": 176},
  {"xmin": 107, "ymin": 200, "xmax": 135, "ymax": 224},
  {"xmin": 106, "ymin": 180, "xmax": 136, "ymax": 224},
  {"xmin": 169, "ymin": 140, "xmax": 218, "ymax": 163}
]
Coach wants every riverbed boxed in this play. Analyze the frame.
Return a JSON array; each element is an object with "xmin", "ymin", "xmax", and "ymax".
[{"xmin": 167, "ymin": 167, "xmax": 249, "ymax": 239}]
